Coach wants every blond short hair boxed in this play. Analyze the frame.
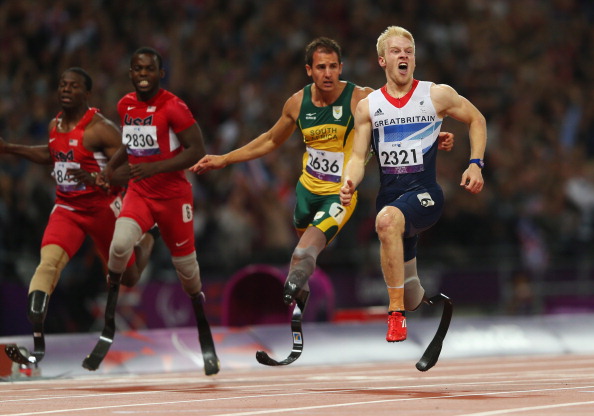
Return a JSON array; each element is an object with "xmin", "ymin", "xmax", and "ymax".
[{"xmin": 376, "ymin": 26, "xmax": 415, "ymax": 57}]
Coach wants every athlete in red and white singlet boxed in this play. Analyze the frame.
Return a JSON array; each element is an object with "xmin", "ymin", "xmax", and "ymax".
[
  {"xmin": 102, "ymin": 47, "xmax": 206, "ymax": 298},
  {"xmin": 114, "ymin": 79, "xmax": 199, "ymax": 258},
  {"xmin": 43, "ymin": 106, "xmax": 126, "ymax": 263},
  {"xmin": 50, "ymin": 108, "xmax": 113, "ymax": 208},
  {"xmin": 96, "ymin": 48, "xmax": 218, "ymax": 374},
  {"xmin": 114, "ymin": 89, "xmax": 198, "ymax": 259},
  {"xmin": 117, "ymin": 89, "xmax": 195, "ymax": 200},
  {"xmin": 0, "ymin": 68, "xmax": 156, "ymax": 359}
]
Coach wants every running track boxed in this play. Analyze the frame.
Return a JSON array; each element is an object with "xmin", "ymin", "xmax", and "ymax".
[
  {"xmin": 3, "ymin": 312, "xmax": 594, "ymax": 415},
  {"xmin": 2, "ymin": 354, "xmax": 594, "ymax": 415}
]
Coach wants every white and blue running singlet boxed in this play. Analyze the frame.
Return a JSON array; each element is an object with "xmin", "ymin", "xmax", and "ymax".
[{"xmin": 369, "ymin": 80, "xmax": 442, "ymax": 193}]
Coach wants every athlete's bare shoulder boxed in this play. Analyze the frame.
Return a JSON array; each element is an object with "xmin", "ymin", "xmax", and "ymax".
[
  {"xmin": 351, "ymin": 85, "xmax": 374, "ymax": 112},
  {"xmin": 430, "ymin": 83, "xmax": 460, "ymax": 115},
  {"xmin": 84, "ymin": 112, "xmax": 121, "ymax": 150},
  {"xmin": 354, "ymin": 85, "xmax": 374, "ymax": 97},
  {"xmin": 288, "ymin": 88, "xmax": 305, "ymax": 104},
  {"xmin": 430, "ymin": 83, "xmax": 457, "ymax": 98},
  {"xmin": 87, "ymin": 112, "xmax": 119, "ymax": 133},
  {"xmin": 283, "ymin": 89, "xmax": 305, "ymax": 121}
]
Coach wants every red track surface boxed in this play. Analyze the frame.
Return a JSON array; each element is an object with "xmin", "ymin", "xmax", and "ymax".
[{"xmin": 3, "ymin": 354, "xmax": 594, "ymax": 415}]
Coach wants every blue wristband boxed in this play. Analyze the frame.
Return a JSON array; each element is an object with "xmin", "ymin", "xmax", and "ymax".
[{"xmin": 469, "ymin": 158, "xmax": 484, "ymax": 169}]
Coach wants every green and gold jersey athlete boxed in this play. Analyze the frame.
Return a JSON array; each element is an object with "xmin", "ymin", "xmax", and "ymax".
[
  {"xmin": 191, "ymin": 37, "xmax": 375, "ymax": 308},
  {"xmin": 294, "ymin": 81, "xmax": 358, "ymax": 243}
]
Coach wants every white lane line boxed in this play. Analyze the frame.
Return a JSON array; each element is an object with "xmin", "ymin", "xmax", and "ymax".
[
  {"xmin": 456, "ymin": 400, "xmax": 594, "ymax": 416},
  {"xmin": 3, "ymin": 369, "xmax": 594, "ymax": 406},
  {"xmin": 2, "ymin": 376, "xmax": 591, "ymax": 404},
  {"xmin": 4, "ymin": 384, "xmax": 594, "ymax": 416}
]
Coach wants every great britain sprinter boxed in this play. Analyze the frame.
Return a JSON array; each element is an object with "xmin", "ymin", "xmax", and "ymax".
[{"xmin": 341, "ymin": 26, "xmax": 487, "ymax": 343}]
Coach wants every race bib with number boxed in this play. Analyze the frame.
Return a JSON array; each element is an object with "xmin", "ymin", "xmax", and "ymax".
[
  {"xmin": 54, "ymin": 161, "xmax": 83, "ymax": 192},
  {"xmin": 305, "ymin": 147, "xmax": 344, "ymax": 183},
  {"xmin": 123, "ymin": 125, "xmax": 160, "ymax": 156},
  {"xmin": 378, "ymin": 140, "xmax": 424, "ymax": 174},
  {"xmin": 110, "ymin": 195, "xmax": 123, "ymax": 217}
]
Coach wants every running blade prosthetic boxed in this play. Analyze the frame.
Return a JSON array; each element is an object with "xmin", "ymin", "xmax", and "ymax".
[
  {"xmin": 256, "ymin": 289, "xmax": 309, "ymax": 366},
  {"xmin": 415, "ymin": 293, "xmax": 453, "ymax": 372},
  {"xmin": 82, "ymin": 279, "xmax": 120, "ymax": 371},
  {"xmin": 4, "ymin": 343, "xmax": 43, "ymax": 365},
  {"xmin": 192, "ymin": 292, "xmax": 220, "ymax": 376},
  {"xmin": 5, "ymin": 321, "xmax": 46, "ymax": 365}
]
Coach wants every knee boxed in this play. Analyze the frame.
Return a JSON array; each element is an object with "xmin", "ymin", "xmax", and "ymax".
[
  {"xmin": 290, "ymin": 246, "xmax": 319, "ymax": 275},
  {"xmin": 172, "ymin": 253, "xmax": 202, "ymax": 296},
  {"xmin": 291, "ymin": 246, "xmax": 316, "ymax": 264},
  {"xmin": 110, "ymin": 218, "xmax": 142, "ymax": 258},
  {"xmin": 110, "ymin": 236, "xmax": 133, "ymax": 258},
  {"xmin": 375, "ymin": 207, "xmax": 405, "ymax": 239}
]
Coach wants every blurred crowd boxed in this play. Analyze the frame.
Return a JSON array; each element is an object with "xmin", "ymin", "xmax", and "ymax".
[{"xmin": 1, "ymin": 0, "xmax": 594, "ymax": 317}]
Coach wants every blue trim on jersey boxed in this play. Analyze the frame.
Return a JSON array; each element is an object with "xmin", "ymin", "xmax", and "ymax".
[
  {"xmin": 380, "ymin": 120, "xmax": 443, "ymax": 154},
  {"xmin": 420, "ymin": 121, "xmax": 443, "ymax": 153},
  {"xmin": 383, "ymin": 123, "xmax": 429, "ymax": 141}
]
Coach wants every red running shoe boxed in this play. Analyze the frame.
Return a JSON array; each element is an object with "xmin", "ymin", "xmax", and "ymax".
[{"xmin": 386, "ymin": 311, "xmax": 407, "ymax": 342}]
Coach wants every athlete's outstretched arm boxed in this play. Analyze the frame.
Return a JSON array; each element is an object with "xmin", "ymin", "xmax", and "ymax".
[
  {"xmin": 190, "ymin": 93, "xmax": 300, "ymax": 174},
  {"xmin": 0, "ymin": 137, "xmax": 52, "ymax": 164}
]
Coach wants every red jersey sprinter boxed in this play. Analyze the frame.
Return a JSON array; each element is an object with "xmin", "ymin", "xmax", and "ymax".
[
  {"xmin": 88, "ymin": 47, "xmax": 219, "ymax": 376},
  {"xmin": 0, "ymin": 68, "xmax": 156, "ymax": 365}
]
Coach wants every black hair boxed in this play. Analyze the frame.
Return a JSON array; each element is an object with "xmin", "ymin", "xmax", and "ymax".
[
  {"xmin": 64, "ymin": 67, "xmax": 92, "ymax": 91},
  {"xmin": 131, "ymin": 46, "xmax": 163, "ymax": 69}
]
